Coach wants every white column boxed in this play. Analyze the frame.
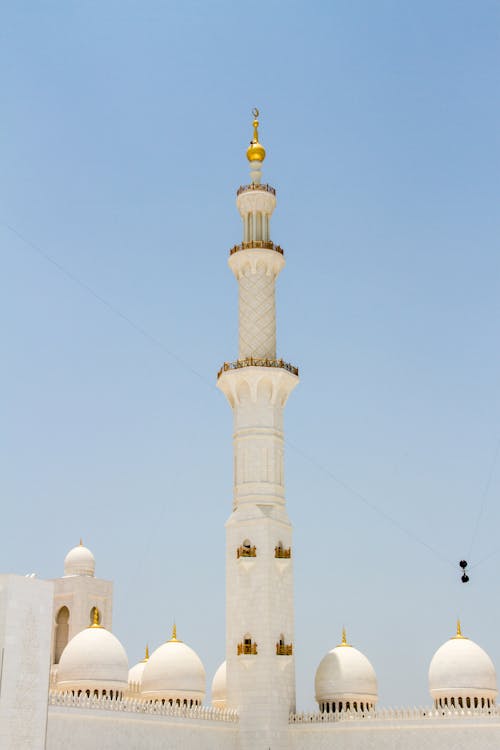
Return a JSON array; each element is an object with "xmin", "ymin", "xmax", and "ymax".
[{"xmin": 218, "ymin": 172, "xmax": 299, "ymax": 750}]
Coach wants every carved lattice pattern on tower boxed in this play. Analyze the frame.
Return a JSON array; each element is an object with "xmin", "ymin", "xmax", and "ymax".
[{"xmin": 238, "ymin": 268, "xmax": 276, "ymax": 359}]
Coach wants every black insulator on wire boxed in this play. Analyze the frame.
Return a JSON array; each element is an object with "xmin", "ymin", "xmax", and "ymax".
[{"xmin": 459, "ymin": 560, "xmax": 469, "ymax": 582}]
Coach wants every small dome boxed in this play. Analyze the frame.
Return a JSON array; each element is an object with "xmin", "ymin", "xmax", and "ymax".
[
  {"xmin": 429, "ymin": 621, "xmax": 497, "ymax": 708},
  {"xmin": 211, "ymin": 661, "xmax": 226, "ymax": 708},
  {"xmin": 64, "ymin": 541, "xmax": 95, "ymax": 577},
  {"xmin": 57, "ymin": 621, "xmax": 128, "ymax": 696},
  {"xmin": 141, "ymin": 626, "xmax": 206, "ymax": 706},
  {"xmin": 128, "ymin": 646, "xmax": 149, "ymax": 695},
  {"xmin": 315, "ymin": 630, "xmax": 378, "ymax": 712}
]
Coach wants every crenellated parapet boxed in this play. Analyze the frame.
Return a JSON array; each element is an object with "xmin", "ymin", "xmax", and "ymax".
[
  {"xmin": 48, "ymin": 691, "xmax": 239, "ymax": 722},
  {"xmin": 290, "ymin": 705, "xmax": 500, "ymax": 724}
]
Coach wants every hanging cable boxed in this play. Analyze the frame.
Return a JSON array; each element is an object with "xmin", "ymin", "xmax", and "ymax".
[
  {"xmin": 467, "ymin": 435, "xmax": 500, "ymax": 562},
  {"xmin": 1, "ymin": 220, "xmax": 466, "ymax": 574}
]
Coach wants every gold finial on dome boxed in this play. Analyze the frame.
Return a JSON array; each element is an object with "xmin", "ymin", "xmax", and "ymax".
[
  {"xmin": 339, "ymin": 626, "xmax": 351, "ymax": 647},
  {"xmin": 143, "ymin": 644, "xmax": 149, "ymax": 661},
  {"xmin": 79, "ymin": 538, "xmax": 83, "ymax": 546},
  {"xmin": 246, "ymin": 107, "xmax": 266, "ymax": 163},
  {"xmin": 452, "ymin": 618, "xmax": 467, "ymax": 639},
  {"xmin": 169, "ymin": 622, "xmax": 181, "ymax": 642}
]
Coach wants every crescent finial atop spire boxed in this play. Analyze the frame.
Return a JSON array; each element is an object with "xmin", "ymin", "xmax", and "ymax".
[{"xmin": 246, "ymin": 108, "xmax": 266, "ymax": 164}]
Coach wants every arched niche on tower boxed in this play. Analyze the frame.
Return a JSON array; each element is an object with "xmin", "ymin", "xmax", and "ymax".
[{"xmin": 54, "ymin": 606, "xmax": 70, "ymax": 664}]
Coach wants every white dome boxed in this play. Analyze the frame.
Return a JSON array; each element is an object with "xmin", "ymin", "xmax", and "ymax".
[
  {"xmin": 211, "ymin": 661, "xmax": 226, "ymax": 708},
  {"xmin": 141, "ymin": 629, "xmax": 206, "ymax": 705},
  {"xmin": 429, "ymin": 623, "xmax": 497, "ymax": 707},
  {"xmin": 57, "ymin": 623, "xmax": 128, "ymax": 695},
  {"xmin": 64, "ymin": 542, "xmax": 95, "ymax": 577},
  {"xmin": 128, "ymin": 647, "xmax": 149, "ymax": 695},
  {"xmin": 315, "ymin": 632, "xmax": 377, "ymax": 711}
]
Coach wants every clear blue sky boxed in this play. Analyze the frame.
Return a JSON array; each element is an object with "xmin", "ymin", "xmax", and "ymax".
[{"xmin": 1, "ymin": 0, "xmax": 499, "ymax": 709}]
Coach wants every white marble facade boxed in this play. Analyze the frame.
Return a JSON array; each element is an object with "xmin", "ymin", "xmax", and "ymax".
[{"xmin": 2, "ymin": 116, "xmax": 500, "ymax": 750}]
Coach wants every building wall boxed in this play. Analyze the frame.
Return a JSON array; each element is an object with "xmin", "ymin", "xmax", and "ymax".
[
  {"xmin": 290, "ymin": 716, "xmax": 500, "ymax": 749},
  {"xmin": 0, "ymin": 574, "xmax": 53, "ymax": 750},
  {"xmin": 47, "ymin": 705, "xmax": 238, "ymax": 750}
]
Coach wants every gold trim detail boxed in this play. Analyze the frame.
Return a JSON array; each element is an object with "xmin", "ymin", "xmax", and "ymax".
[
  {"xmin": 237, "ymin": 183, "xmax": 275, "ymax": 197},
  {"xmin": 275, "ymin": 545, "xmax": 291, "ymax": 559},
  {"xmin": 237, "ymin": 544, "xmax": 256, "ymax": 559},
  {"xmin": 229, "ymin": 242, "xmax": 284, "ymax": 256},
  {"xmin": 217, "ymin": 358, "xmax": 299, "ymax": 380},
  {"xmin": 237, "ymin": 641, "xmax": 258, "ymax": 655}
]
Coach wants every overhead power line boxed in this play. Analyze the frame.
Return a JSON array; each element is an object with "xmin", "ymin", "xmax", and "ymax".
[{"xmin": 1, "ymin": 220, "xmax": 479, "ymax": 573}]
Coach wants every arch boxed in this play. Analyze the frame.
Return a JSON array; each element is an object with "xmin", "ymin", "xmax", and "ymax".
[
  {"xmin": 89, "ymin": 606, "xmax": 101, "ymax": 626},
  {"xmin": 54, "ymin": 606, "xmax": 70, "ymax": 664}
]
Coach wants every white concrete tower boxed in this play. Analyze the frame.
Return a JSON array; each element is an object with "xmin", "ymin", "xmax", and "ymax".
[{"xmin": 217, "ymin": 110, "xmax": 299, "ymax": 750}]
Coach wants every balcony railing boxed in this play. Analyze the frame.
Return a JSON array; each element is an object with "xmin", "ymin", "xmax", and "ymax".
[
  {"xmin": 217, "ymin": 358, "xmax": 299, "ymax": 380},
  {"xmin": 237, "ymin": 545, "xmax": 256, "ymax": 559},
  {"xmin": 276, "ymin": 643, "xmax": 293, "ymax": 656},
  {"xmin": 229, "ymin": 242, "xmax": 284, "ymax": 256},
  {"xmin": 237, "ymin": 183, "xmax": 276, "ymax": 197},
  {"xmin": 237, "ymin": 642, "xmax": 258, "ymax": 656},
  {"xmin": 275, "ymin": 546, "xmax": 291, "ymax": 559}
]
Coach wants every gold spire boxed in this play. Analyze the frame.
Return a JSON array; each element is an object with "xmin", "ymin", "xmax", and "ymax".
[
  {"xmin": 79, "ymin": 538, "xmax": 83, "ymax": 546},
  {"xmin": 246, "ymin": 108, "xmax": 266, "ymax": 163},
  {"xmin": 142, "ymin": 644, "xmax": 149, "ymax": 662},
  {"xmin": 90, "ymin": 608, "xmax": 102, "ymax": 628},
  {"xmin": 169, "ymin": 622, "xmax": 180, "ymax": 642},
  {"xmin": 339, "ymin": 626, "xmax": 351, "ymax": 647},
  {"xmin": 452, "ymin": 618, "xmax": 467, "ymax": 639}
]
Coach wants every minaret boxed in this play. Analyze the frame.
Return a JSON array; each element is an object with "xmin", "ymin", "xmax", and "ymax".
[{"xmin": 217, "ymin": 110, "xmax": 299, "ymax": 750}]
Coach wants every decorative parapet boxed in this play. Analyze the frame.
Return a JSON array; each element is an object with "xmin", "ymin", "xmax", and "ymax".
[
  {"xmin": 275, "ymin": 545, "xmax": 291, "ymax": 559},
  {"xmin": 237, "ymin": 641, "xmax": 258, "ymax": 655},
  {"xmin": 237, "ymin": 183, "xmax": 276, "ymax": 197},
  {"xmin": 229, "ymin": 242, "xmax": 284, "ymax": 256},
  {"xmin": 217, "ymin": 358, "xmax": 299, "ymax": 380},
  {"xmin": 289, "ymin": 706, "xmax": 500, "ymax": 724},
  {"xmin": 237, "ymin": 545, "xmax": 256, "ymax": 558},
  {"xmin": 276, "ymin": 642, "xmax": 293, "ymax": 656},
  {"xmin": 48, "ymin": 691, "xmax": 238, "ymax": 723}
]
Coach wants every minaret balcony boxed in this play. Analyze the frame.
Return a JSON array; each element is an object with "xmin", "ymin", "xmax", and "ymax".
[
  {"xmin": 237, "ymin": 183, "xmax": 276, "ymax": 197},
  {"xmin": 237, "ymin": 544, "xmax": 256, "ymax": 559},
  {"xmin": 217, "ymin": 358, "xmax": 299, "ymax": 380},
  {"xmin": 237, "ymin": 640, "xmax": 258, "ymax": 655},
  {"xmin": 229, "ymin": 241, "xmax": 284, "ymax": 256},
  {"xmin": 275, "ymin": 545, "xmax": 291, "ymax": 559}
]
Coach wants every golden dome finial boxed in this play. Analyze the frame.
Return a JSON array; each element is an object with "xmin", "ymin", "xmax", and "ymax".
[
  {"xmin": 79, "ymin": 538, "xmax": 83, "ymax": 546},
  {"xmin": 169, "ymin": 622, "xmax": 180, "ymax": 642},
  {"xmin": 144, "ymin": 644, "xmax": 149, "ymax": 661},
  {"xmin": 453, "ymin": 618, "xmax": 466, "ymax": 639},
  {"xmin": 339, "ymin": 626, "xmax": 351, "ymax": 647},
  {"xmin": 246, "ymin": 107, "xmax": 266, "ymax": 163}
]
